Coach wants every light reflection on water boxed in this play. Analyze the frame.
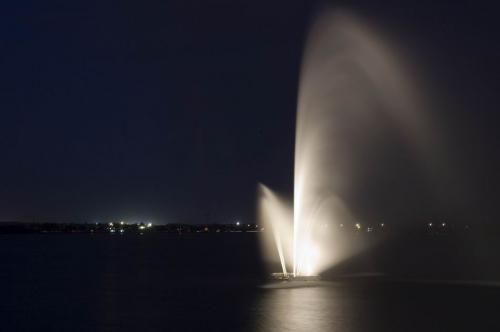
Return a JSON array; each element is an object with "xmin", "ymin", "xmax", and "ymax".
[
  {"xmin": 253, "ymin": 285, "xmax": 361, "ymax": 332},
  {"xmin": 2, "ymin": 235, "xmax": 500, "ymax": 332}
]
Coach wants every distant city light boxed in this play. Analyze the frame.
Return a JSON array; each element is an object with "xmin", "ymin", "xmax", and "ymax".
[
  {"xmin": 120, "ymin": 221, "xmax": 124, "ymax": 225},
  {"xmin": 147, "ymin": 222, "xmax": 152, "ymax": 228},
  {"xmin": 428, "ymin": 222, "xmax": 433, "ymax": 227},
  {"xmin": 236, "ymin": 221, "xmax": 240, "ymax": 226},
  {"xmin": 442, "ymin": 222, "xmax": 446, "ymax": 227},
  {"xmin": 139, "ymin": 225, "xmax": 146, "ymax": 230},
  {"xmin": 120, "ymin": 229, "xmax": 124, "ymax": 233},
  {"xmin": 380, "ymin": 223, "xmax": 385, "ymax": 227},
  {"xmin": 339, "ymin": 223, "xmax": 344, "ymax": 228},
  {"xmin": 108, "ymin": 222, "xmax": 113, "ymax": 227},
  {"xmin": 355, "ymin": 223, "xmax": 361, "ymax": 230}
]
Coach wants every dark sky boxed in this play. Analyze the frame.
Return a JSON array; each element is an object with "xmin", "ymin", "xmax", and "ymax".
[{"xmin": 1, "ymin": 0, "xmax": 499, "ymax": 224}]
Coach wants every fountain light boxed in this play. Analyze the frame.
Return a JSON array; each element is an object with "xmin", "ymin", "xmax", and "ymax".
[{"xmin": 260, "ymin": 7, "xmax": 446, "ymax": 281}]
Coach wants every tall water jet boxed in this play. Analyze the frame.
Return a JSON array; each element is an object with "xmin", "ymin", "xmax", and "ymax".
[{"xmin": 261, "ymin": 7, "xmax": 444, "ymax": 278}]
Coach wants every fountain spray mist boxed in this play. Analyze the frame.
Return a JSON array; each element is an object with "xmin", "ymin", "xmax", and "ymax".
[{"xmin": 261, "ymin": 7, "xmax": 445, "ymax": 277}]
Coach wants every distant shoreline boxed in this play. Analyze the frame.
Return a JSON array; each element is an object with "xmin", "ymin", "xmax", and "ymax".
[
  {"xmin": 1, "ymin": 221, "xmax": 499, "ymax": 235},
  {"xmin": 0, "ymin": 222, "xmax": 263, "ymax": 234}
]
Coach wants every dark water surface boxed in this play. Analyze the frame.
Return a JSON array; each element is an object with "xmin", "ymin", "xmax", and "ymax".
[{"xmin": 1, "ymin": 233, "xmax": 499, "ymax": 331}]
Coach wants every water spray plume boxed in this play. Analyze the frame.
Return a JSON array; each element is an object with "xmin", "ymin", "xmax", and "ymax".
[{"xmin": 260, "ymin": 7, "xmax": 446, "ymax": 277}]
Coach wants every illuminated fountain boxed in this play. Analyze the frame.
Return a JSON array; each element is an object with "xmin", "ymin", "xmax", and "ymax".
[{"xmin": 259, "ymin": 8, "xmax": 443, "ymax": 280}]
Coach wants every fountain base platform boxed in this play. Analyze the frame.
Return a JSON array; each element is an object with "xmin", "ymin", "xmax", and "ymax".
[{"xmin": 270, "ymin": 273, "xmax": 321, "ymax": 281}]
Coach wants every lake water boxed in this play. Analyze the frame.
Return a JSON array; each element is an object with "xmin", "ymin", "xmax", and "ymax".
[{"xmin": 1, "ymin": 233, "xmax": 499, "ymax": 331}]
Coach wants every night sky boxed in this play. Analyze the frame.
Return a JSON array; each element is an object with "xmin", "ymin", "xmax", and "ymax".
[{"xmin": 1, "ymin": 0, "xmax": 499, "ymax": 224}]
